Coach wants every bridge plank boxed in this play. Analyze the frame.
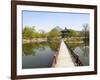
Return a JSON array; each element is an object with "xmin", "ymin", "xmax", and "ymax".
[{"xmin": 55, "ymin": 40, "xmax": 75, "ymax": 67}]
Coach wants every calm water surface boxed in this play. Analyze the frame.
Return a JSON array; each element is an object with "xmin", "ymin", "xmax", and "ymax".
[
  {"xmin": 22, "ymin": 42, "xmax": 59, "ymax": 69},
  {"xmin": 67, "ymin": 43, "xmax": 89, "ymax": 66}
]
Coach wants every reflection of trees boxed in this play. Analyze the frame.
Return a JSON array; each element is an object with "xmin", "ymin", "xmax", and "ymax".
[
  {"xmin": 37, "ymin": 42, "xmax": 48, "ymax": 51},
  {"xmin": 66, "ymin": 43, "xmax": 83, "ymax": 50},
  {"xmin": 23, "ymin": 43, "xmax": 39, "ymax": 56},
  {"xmin": 23, "ymin": 41, "xmax": 60, "ymax": 56},
  {"xmin": 23, "ymin": 42, "xmax": 49, "ymax": 56},
  {"xmin": 48, "ymin": 40, "xmax": 60, "ymax": 51}
]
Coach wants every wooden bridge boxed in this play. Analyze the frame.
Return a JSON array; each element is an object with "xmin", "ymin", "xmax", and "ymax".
[{"xmin": 52, "ymin": 39, "xmax": 83, "ymax": 67}]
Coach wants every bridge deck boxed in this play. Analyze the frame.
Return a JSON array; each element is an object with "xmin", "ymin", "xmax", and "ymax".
[{"xmin": 55, "ymin": 40, "xmax": 75, "ymax": 67}]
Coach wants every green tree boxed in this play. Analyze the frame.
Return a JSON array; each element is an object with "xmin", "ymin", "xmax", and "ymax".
[
  {"xmin": 48, "ymin": 28, "xmax": 61, "ymax": 38},
  {"xmin": 47, "ymin": 28, "xmax": 61, "ymax": 42},
  {"xmin": 32, "ymin": 32, "xmax": 37, "ymax": 38},
  {"xmin": 82, "ymin": 24, "xmax": 89, "ymax": 46},
  {"xmin": 23, "ymin": 26, "xmax": 35, "ymax": 39},
  {"xmin": 67, "ymin": 29, "xmax": 78, "ymax": 37}
]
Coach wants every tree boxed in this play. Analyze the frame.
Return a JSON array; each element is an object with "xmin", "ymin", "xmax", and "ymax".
[
  {"xmin": 23, "ymin": 26, "xmax": 35, "ymax": 40},
  {"xmin": 82, "ymin": 24, "xmax": 89, "ymax": 46},
  {"xmin": 67, "ymin": 29, "xmax": 78, "ymax": 37},
  {"xmin": 48, "ymin": 28, "xmax": 61, "ymax": 38},
  {"xmin": 47, "ymin": 28, "xmax": 61, "ymax": 41}
]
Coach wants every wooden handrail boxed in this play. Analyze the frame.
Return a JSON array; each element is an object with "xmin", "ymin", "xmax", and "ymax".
[{"xmin": 52, "ymin": 52, "xmax": 59, "ymax": 67}]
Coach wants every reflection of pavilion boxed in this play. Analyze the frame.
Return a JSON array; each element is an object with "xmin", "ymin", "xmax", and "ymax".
[{"xmin": 61, "ymin": 27, "xmax": 69, "ymax": 38}]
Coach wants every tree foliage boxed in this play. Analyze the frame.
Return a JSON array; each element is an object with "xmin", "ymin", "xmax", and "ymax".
[
  {"xmin": 48, "ymin": 28, "xmax": 61, "ymax": 38},
  {"xmin": 23, "ymin": 26, "xmax": 35, "ymax": 39},
  {"xmin": 82, "ymin": 24, "xmax": 89, "ymax": 45},
  {"xmin": 23, "ymin": 26, "xmax": 48, "ymax": 39},
  {"xmin": 67, "ymin": 29, "xmax": 78, "ymax": 37}
]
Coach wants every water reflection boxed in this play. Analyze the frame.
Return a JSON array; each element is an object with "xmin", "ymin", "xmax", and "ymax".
[
  {"xmin": 23, "ymin": 43, "xmax": 47, "ymax": 56},
  {"xmin": 67, "ymin": 43, "xmax": 89, "ymax": 66},
  {"xmin": 74, "ymin": 46, "xmax": 89, "ymax": 66},
  {"xmin": 22, "ymin": 41, "xmax": 60, "ymax": 69}
]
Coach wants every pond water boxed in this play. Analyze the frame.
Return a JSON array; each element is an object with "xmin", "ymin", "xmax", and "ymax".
[
  {"xmin": 67, "ymin": 43, "xmax": 89, "ymax": 66},
  {"xmin": 73, "ymin": 46, "xmax": 89, "ymax": 66},
  {"xmin": 22, "ymin": 41, "xmax": 59, "ymax": 69}
]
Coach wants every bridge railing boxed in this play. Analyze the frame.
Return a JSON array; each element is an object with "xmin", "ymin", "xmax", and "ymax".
[
  {"xmin": 65, "ymin": 42, "xmax": 83, "ymax": 66},
  {"xmin": 52, "ymin": 52, "xmax": 59, "ymax": 67}
]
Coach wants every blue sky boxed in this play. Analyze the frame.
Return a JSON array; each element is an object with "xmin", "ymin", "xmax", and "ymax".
[{"xmin": 22, "ymin": 10, "xmax": 90, "ymax": 32}]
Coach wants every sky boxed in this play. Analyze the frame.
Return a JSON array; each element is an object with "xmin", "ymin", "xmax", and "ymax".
[{"xmin": 22, "ymin": 10, "xmax": 90, "ymax": 32}]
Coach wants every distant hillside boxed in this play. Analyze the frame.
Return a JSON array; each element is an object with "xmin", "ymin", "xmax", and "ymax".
[{"xmin": 51, "ymin": 26, "xmax": 62, "ymax": 32}]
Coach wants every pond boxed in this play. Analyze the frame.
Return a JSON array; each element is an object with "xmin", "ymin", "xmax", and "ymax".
[
  {"xmin": 22, "ymin": 41, "xmax": 60, "ymax": 69},
  {"xmin": 66, "ymin": 43, "xmax": 89, "ymax": 66},
  {"xmin": 73, "ymin": 46, "xmax": 89, "ymax": 66}
]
